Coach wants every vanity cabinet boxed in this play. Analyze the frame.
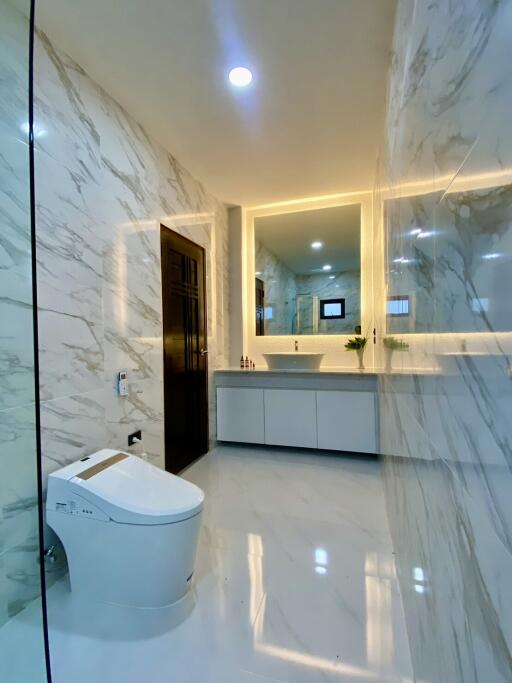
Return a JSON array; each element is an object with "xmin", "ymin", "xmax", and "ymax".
[
  {"xmin": 216, "ymin": 387, "xmax": 265, "ymax": 444},
  {"xmin": 264, "ymin": 389, "xmax": 317, "ymax": 448},
  {"xmin": 216, "ymin": 378, "xmax": 378, "ymax": 454}
]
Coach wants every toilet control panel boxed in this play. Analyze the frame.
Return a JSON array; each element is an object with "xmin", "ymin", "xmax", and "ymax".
[{"xmin": 52, "ymin": 492, "xmax": 109, "ymax": 521}]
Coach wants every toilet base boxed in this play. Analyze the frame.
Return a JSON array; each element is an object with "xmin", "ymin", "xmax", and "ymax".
[{"xmin": 47, "ymin": 510, "xmax": 202, "ymax": 608}]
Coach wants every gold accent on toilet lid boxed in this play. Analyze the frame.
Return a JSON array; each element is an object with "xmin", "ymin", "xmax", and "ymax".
[{"xmin": 77, "ymin": 452, "xmax": 128, "ymax": 480}]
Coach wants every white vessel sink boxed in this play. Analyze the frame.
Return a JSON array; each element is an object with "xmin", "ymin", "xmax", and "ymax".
[{"xmin": 263, "ymin": 352, "xmax": 325, "ymax": 371}]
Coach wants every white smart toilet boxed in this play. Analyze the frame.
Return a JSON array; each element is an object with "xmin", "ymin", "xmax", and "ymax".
[{"xmin": 46, "ymin": 449, "xmax": 204, "ymax": 608}]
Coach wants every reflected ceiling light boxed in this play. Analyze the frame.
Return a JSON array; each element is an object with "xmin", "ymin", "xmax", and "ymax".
[
  {"xmin": 413, "ymin": 567, "xmax": 425, "ymax": 582},
  {"xmin": 322, "ymin": 264, "xmax": 332, "ymax": 271},
  {"xmin": 315, "ymin": 548, "xmax": 328, "ymax": 565},
  {"xmin": 409, "ymin": 228, "xmax": 422, "ymax": 236},
  {"xmin": 255, "ymin": 271, "xmax": 262, "ymax": 275},
  {"xmin": 328, "ymin": 275, "xmax": 335, "ymax": 280},
  {"xmin": 417, "ymin": 230, "xmax": 435, "ymax": 239},
  {"xmin": 20, "ymin": 120, "xmax": 47, "ymax": 139},
  {"xmin": 315, "ymin": 566, "xmax": 327, "ymax": 575},
  {"xmin": 228, "ymin": 66, "xmax": 253, "ymax": 87},
  {"xmin": 311, "ymin": 241, "xmax": 323, "ymax": 250},
  {"xmin": 482, "ymin": 252, "xmax": 501, "ymax": 260}
]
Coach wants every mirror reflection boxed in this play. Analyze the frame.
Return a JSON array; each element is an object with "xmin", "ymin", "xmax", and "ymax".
[
  {"xmin": 386, "ymin": 184, "xmax": 512, "ymax": 334},
  {"xmin": 255, "ymin": 204, "xmax": 361, "ymax": 335}
]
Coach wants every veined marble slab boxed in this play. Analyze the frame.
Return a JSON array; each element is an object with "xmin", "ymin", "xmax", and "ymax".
[{"xmin": 379, "ymin": 0, "xmax": 512, "ymax": 680}]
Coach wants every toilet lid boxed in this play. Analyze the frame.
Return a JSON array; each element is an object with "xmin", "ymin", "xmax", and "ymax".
[{"xmin": 68, "ymin": 449, "xmax": 204, "ymax": 525}]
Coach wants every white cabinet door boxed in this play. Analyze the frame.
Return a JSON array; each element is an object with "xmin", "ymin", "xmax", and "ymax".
[
  {"xmin": 264, "ymin": 389, "xmax": 317, "ymax": 448},
  {"xmin": 316, "ymin": 391, "xmax": 376, "ymax": 453},
  {"xmin": 217, "ymin": 388, "xmax": 265, "ymax": 443}
]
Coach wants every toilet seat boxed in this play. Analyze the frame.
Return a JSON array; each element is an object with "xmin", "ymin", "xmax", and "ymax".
[{"xmin": 47, "ymin": 448, "xmax": 204, "ymax": 525}]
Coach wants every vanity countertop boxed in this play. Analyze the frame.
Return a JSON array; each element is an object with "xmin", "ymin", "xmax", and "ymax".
[
  {"xmin": 216, "ymin": 366, "xmax": 378, "ymax": 375},
  {"xmin": 215, "ymin": 366, "xmax": 439, "ymax": 393},
  {"xmin": 215, "ymin": 366, "xmax": 437, "ymax": 376}
]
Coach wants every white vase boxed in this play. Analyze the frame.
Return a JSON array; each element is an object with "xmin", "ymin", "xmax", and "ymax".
[{"xmin": 356, "ymin": 348, "xmax": 365, "ymax": 370}]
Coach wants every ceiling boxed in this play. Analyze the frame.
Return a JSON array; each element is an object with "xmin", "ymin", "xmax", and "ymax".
[
  {"xmin": 34, "ymin": 0, "xmax": 396, "ymax": 206},
  {"xmin": 255, "ymin": 204, "xmax": 361, "ymax": 274}
]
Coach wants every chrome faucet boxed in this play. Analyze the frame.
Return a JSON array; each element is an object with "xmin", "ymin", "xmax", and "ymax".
[{"xmin": 294, "ymin": 340, "xmax": 299, "ymax": 352}]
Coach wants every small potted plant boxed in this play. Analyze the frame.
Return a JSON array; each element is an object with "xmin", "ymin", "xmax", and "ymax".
[
  {"xmin": 382, "ymin": 336, "xmax": 409, "ymax": 371},
  {"xmin": 345, "ymin": 336, "xmax": 368, "ymax": 370}
]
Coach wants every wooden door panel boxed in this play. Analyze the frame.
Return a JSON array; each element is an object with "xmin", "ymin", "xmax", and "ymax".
[{"xmin": 161, "ymin": 226, "xmax": 208, "ymax": 473}]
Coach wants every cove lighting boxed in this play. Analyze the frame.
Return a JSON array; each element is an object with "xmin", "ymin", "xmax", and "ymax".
[
  {"xmin": 311, "ymin": 241, "xmax": 323, "ymax": 249},
  {"xmin": 228, "ymin": 66, "xmax": 253, "ymax": 87},
  {"xmin": 322, "ymin": 264, "xmax": 332, "ymax": 271}
]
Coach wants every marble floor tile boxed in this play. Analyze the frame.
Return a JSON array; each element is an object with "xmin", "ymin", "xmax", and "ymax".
[{"xmin": 12, "ymin": 445, "xmax": 413, "ymax": 682}]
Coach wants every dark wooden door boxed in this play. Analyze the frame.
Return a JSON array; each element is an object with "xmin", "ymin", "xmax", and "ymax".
[
  {"xmin": 256, "ymin": 278, "xmax": 265, "ymax": 336},
  {"xmin": 160, "ymin": 226, "xmax": 208, "ymax": 473}
]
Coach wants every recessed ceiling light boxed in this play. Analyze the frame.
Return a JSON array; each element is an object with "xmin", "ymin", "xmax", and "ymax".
[
  {"xmin": 482, "ymin": 252, "xmax": 501, "ymax": 260},
  {"xmin": 311, "ymin": 241, "xmax": 323, "ymax": 250},
  {"xmin": 328, "ymin": 275, "xmax": 335, "ymax": 280},
  {"xmin": 322, "ymin": 264, "xmax": 332, "ymax": 271},
  {"xmin": 228, "ymin": 66, "xmax": 253, "ymax": 87}
]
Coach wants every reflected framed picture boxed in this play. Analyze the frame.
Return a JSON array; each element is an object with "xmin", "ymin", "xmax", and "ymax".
[{"xmin": 320, "ymin": 298, "xmax": 345, "ymax": 320}]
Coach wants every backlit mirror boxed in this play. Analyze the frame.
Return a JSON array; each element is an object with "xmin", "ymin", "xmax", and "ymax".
[{"xmin": 254, "ymin": 204, "xmax": 361, "ymax": 335}]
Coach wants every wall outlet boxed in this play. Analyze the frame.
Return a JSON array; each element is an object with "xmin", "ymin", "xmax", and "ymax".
[{"xmin": 128, "ymin": 430, "xmax": 142, "ymax": 447}]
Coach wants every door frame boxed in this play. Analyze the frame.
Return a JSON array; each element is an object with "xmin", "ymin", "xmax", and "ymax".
[{"xmin": 160, "ymin": 224, "xmax": 209, "ymax": 472}]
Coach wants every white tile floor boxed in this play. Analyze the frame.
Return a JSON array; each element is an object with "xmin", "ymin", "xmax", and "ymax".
[{"xmin": 3, "ymin": 445, "xmax": 414, "ymax": 682}]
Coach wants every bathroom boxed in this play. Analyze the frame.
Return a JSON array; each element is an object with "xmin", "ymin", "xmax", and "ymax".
[{"xmin": 1, "ymin": 0, "xmax": 511, "ymax": 681}]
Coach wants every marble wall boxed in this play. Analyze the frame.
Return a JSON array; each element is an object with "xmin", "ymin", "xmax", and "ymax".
[
  {"xmin": 255, "ymin": 239, "xmax": 297, "ymax": 335},
  {"xmin": 33, "ymin": 29, "xmax": 229, "ymax": 480},
  {"xmin": 379, "ymin": 1, "xmax": 512, "ymax": 681}
]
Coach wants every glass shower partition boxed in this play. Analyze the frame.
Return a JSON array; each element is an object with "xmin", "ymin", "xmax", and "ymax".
[{"xmin": 0, "ymin": 0, "xmax": 50, "ymax": 680}]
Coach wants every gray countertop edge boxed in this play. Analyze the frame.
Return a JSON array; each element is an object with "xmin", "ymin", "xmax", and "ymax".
[{"xmin": 214, "ymin": 367, "xmax": 438, "ymax": 377}]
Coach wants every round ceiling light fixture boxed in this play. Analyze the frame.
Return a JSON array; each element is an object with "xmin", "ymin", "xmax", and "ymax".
[
  {"xmin": 311, "ymin": 241, "xmax": 323, "ymax": 250},
  {"xmin": 228, "ymin": 66, "xmax": 253, "ymax": 87},
  {"xmin": 322, "ymin": 264, "xmax": 332, "ymax": 271}
]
